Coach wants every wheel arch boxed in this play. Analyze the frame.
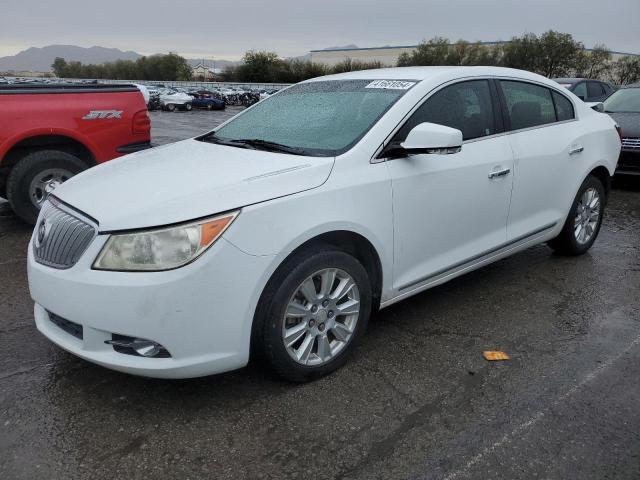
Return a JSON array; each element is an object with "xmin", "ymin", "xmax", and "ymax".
[
  {"xmin": 0, "ymin": 134, "xmax": 95, "ymax": 197},
  {"xmin": 587, "ymin": 165, "xmax": 612, "ymax": 202},
  {"xmin": 249, "ymin": 229, "xmax": 385, "ymax": 357}
]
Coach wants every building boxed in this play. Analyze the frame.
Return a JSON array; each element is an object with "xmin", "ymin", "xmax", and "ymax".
[
  {"xmin": 191, "ymin": 63, "xmax": 223, "ymax": 81},
  {"xmin": 310, "ymin": 42, "xmax": 639, "ymax": 67}
]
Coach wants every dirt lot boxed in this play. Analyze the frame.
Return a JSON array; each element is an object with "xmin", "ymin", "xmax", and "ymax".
[{"xmin": 1, "ymin": 108, "xmax": 640, "ymax": 479}]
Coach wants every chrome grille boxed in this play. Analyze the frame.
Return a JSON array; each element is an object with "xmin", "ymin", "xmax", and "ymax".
[
  {"xmin": 33, "ymin": 199, "xmax": 97, "ymax": 269},
  {"xmin": 622, "ymin": 137, "xmax": 640, "ymax": 149}
]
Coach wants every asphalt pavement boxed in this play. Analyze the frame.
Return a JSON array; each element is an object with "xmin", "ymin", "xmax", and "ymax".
[{"xmin": 1, "ymin": 108, "xmax": 639, "ymax": 479}]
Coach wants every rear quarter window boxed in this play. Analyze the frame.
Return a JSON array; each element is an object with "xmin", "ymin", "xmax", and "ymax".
[{"xmin": 552, "ymin": 91, "xmax": 575, "ymax": 121}]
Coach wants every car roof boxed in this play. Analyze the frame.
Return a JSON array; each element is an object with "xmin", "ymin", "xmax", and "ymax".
[
  {"xmin": 305, "ymin": 66, "xmax": 560, "ymax": 85},
  {"xmin": 553, "ymin": 78, "xmax": 582, "ymax": 84},
  {"xmin": 553, "ymin": 78, "xmax": 611, "ymax": 84}
]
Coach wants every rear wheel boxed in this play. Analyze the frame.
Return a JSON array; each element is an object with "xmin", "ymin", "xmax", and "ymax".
[
  {"xmin": 185, "ymin": 103, "xmax": 192, "ymax": 111},
  {"xmin": 256, "ymin": 247, "xmax": 372, "ymax": 382},
  {"xmin": 6, "ymin": 149, "xmax": 87, "ymax": 224},
  {"xmin": 548, "ymin": 175, "xmax": 606, "ymax": 255},
  {"xmin": 166, "ymin": 103, "xmax": 176, "ymax": 112}
]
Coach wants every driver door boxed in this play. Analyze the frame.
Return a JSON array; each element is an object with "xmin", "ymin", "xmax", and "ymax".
[{"xmin": 385, "ymin": 79, "xmax": 514, "ymax": 293}]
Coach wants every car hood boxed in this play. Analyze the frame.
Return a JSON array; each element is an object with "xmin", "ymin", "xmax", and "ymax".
[
  {"xmin": 53, "ymin": 139, "xmax": 334, "ymax": 231},
  {"xmin": 607, "ymin": 112, "xmax": 640, "ymax": 138}
]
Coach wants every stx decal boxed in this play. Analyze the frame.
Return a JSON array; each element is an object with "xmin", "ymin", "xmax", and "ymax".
[{"xmin": 82, "ymin": 110, "xmax": 123, "ymax": 120}]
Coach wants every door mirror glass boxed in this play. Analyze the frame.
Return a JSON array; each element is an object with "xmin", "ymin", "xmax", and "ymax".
[{"xmin": 400, "ymin": 122, "xmax": 463, "ymax": 154}]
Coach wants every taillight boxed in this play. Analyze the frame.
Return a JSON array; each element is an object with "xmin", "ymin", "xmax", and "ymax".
[
  {"xmin": 132, "ymin": 110, "xmax": 150, "ymax": 135},
  {"xmin": 615, "ymin": 124, "xmax": 623, "ymax": 143}
]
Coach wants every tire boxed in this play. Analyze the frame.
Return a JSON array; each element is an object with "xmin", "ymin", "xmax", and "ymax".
[
  {"xmin": 548, "ymin": 175, "xmax": 606, "ymax": 256},
  {"xmin": 185, "ymin": 103, "xmax": 192, "ymax": 111},
  {"xmin": 6, "ymin": 149, "xmax": 87, "ymax": 224},
  {"xmin": 207, "ymin": 103, "xmax": 213, "ymax": 110},
  {"xmin": 166, "ymin": 103, "xmax": 176, "ymax": 112},
  {"xmin": 255, "ymin": 246, "xmax": 372, "ymax": 382}
]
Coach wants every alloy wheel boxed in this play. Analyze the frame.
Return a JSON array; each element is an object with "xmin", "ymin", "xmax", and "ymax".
[
  {"xmin": 282, "ymin": 268, "xmax": 360, "ymax": 366},
  {"xmin": 574, "ymin": 187, "xmax": 601, "ymax": 244}
]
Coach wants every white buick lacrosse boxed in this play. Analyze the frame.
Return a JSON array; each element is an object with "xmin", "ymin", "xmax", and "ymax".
[{"xmin": 28, "ymin": 67, "xmax": 621, "ymax": 381}]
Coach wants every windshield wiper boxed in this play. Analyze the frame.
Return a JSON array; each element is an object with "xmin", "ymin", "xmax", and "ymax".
[
  {"xmin": 201, "ymin": 134, "xmax": 306, "ymax": 155},
  {"xmin": 201, "ymin": 134, "xmax": 253, "ymax": 149},
  {"xmin": 231, "ymin": 138, "xmax": 307, "ymax": 155}
]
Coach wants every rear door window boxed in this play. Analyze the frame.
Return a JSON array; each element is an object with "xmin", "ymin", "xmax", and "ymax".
[{"xmin": 499, "ymin": 81, "xmax": 556, "ymax": 130}]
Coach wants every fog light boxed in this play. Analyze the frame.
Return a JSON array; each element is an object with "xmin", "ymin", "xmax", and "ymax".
[{"xmin": 105, "ymin": 334, "xmax": 171, "ymax": 358}]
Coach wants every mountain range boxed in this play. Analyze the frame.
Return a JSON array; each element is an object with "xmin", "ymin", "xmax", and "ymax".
[
  {"xmin": 0, "ymin": 45, "xmax": 142, "ymax": 72},
  {"xmin": 0, "ymin": 45, "xmax": 240, "ymax": 73}
]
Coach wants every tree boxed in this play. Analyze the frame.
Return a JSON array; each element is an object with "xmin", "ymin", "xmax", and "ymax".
[
  {"xmin": 573, "ymin": 45, "xmax": 612, "ymax": 79},
  {"xmin": 500, "ymin": 33, "xmax": 541, "ymax": 72},
  {"xmin": 611, "ymin": 55, "xmax": 640, "ymax": 85},
  {"xmin": 48, "ymin": 53, "xmax": 192, "ymax": 81},
  {"xmin": 51, "ymin": 57, "xmax": 67, "ymax": 77},
  {"xmin": 535, "ymin": 30, "xmax": 583, "ymax": 77},
  {"xmin": 330, "ymin": 58, "xmax": 382, "ymax": 74},
  {"xmin": 397, "ymin": 37, "xmax": 451, "ymax": 66}
]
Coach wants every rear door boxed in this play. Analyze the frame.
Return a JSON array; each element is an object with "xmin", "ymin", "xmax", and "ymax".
[
  {"xmin": 498, "ymin": 80, "xmax": 583, "ymax": 241},
  {"xmin": 386, "ymin": 79, "xmax": 514, "ymax": 291}
]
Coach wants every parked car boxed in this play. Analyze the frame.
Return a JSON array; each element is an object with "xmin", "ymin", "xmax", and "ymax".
[
  {"xmin": 603, "ymin": 84, "xmax": 640, "ymax": 175},
  {"xmin": 553, "ymin": 78, "xmax": 616, "ymax": 102},
  {"xmin": 159, "ymin": 88, "xmax": 193, "ymax": 111},
  {"xmin": 190, "ymin": 93, "xmax": 226, "ymax": 110},
  {"xmin": 28, "ymin": 67, "xmax": 620, "ymax": 382},
  {"xmin": 147, "ymin": 91, "xmax": 161, "ymax": 111},
  {"xmin": 0, "ymin": 83, "xmax": 150, "ymax": 224}
]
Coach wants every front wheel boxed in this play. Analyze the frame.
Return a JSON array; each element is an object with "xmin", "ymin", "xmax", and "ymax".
[
  {"xmin": 184, "ymin": 103, "xmax": 192, "ymax": 111},
  {"xmin": 256, "ymin": 247, "xmax": 372, "ymax": 382},
  {"xmin": 548, "ymin": 175, "xmax": 606, "ymax": 255}
]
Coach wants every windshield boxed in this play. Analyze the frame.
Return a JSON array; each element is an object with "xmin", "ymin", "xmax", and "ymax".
[
  {"xmin": 603, "ymin": 88, "xmax": 640, "ymax": 113},
  {"xmin": 208, "ymin": 79, "xmax": 415, "ymax": 156}
]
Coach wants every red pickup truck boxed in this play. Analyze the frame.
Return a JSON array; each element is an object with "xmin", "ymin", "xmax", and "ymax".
[{"xmin": 0, "ymin": 83, "xmax": 151, "ymax": 223}]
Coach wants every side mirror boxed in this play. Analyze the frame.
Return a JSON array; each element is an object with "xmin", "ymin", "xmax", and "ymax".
[
  {"xmin": 586, "ymin": 102, "xmax": 605, "ymax": 112},
  {"xmin": 400, "ymin": 122, "xmax": 463, "ymax": 155}
]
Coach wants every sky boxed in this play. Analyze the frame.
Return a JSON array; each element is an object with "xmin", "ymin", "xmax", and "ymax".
[{"xmin": 1, "ymin": 0, "xmax": 639, "ymax": 59}]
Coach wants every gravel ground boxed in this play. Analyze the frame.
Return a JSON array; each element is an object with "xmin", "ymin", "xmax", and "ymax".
[{"xmin": 1, "ymin": 109, "xmax": 640, "ymax": 479}]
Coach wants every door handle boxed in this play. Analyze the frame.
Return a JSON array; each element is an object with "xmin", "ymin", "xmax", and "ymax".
[
  {"xmin": 488, "ymin": 167, "xmax": 511, "ymax": 179},
  {"xmin": 569, "ymin": 145, "xmax": 584, "ymax": 155}
]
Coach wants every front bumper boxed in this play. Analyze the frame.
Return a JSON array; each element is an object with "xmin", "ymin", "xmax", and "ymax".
[{"xmin": 28, "ymin": 233, "xmax": 273, "ymax": 378}]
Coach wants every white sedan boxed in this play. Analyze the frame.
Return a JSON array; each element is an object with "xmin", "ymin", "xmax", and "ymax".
[
  {"xmin": 27, "ymin": 67, "xmax": 621, "ymax": 381},
  {"xmin": 159, "ymin": 88, "xmax": 193, "ymax": 111}
]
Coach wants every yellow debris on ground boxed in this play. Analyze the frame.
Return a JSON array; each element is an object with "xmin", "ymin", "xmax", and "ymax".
[{"xmin": 483, "ymin": 351, "xmax": 510, "ymax": 361}]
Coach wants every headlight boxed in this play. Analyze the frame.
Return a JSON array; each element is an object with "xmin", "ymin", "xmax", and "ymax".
[{"xmin": 93, "ymin": 211, "xmax": 239, "ymax": 271}]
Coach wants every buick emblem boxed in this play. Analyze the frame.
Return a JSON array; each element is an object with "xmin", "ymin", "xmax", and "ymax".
[{"xmin": 35, "ymin": 219, "xmax": 49, "ymax": 248}]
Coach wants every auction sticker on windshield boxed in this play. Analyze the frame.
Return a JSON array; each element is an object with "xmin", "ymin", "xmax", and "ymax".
[{"xmin": 366, "ymin": 80, "xmax": 416, "ymax": 90}]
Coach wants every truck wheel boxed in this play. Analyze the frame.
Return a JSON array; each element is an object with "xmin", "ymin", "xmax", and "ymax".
[{"xmin": 6, "ymin": 150, "xmax": 87, "ymax": 225}]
